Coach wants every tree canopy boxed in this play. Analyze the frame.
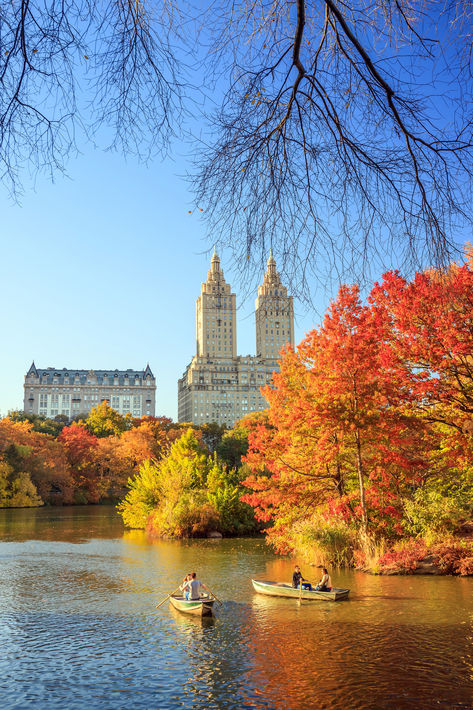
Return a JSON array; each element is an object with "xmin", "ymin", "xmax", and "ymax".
[{"xmin": 242, "ymin": 255, "xmax": 473, "ymax": 564}]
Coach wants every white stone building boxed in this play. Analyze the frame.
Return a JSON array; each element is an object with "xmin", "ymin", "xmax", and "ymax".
[
  {"xmin": 178, "ymin": 249, "xmax": 294, "ymax": 426},
  {"xmin": 23, "ymin": 365, "xmax": 156, "ymax": 419}
]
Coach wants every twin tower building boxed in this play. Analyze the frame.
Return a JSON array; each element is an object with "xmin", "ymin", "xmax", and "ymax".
[
  {"xmin": 23, "ymin": 250, "xmax": 294, "ymax": 427},
  {"xmin": 178, "ymin": 249, "xmax": 294, "ymax": 426}
]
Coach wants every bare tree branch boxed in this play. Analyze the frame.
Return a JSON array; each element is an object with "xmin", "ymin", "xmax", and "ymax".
[
  {"xmin": 193, "ymin": 0, "xmax": 473, "ymax": 295},
  {"xmin": 1, "ymin": 1, "xmax": 473, "ymax": 293}
]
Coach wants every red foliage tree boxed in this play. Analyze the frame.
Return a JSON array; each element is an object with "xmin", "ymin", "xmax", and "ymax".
[
  {"xmin": 243, "ymin": 284, "xmax": 431, "ymax": 541},
  {"xmin": 370, "ymin": 263, "xmax": 473, "ymax": 471},
  {"xmin": 58, "ymin": 423, "xmax": 101, "ymax": 501}
]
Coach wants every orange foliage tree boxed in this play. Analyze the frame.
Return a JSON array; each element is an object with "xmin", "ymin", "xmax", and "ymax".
[
  {"xmin": 242, "ymin": 284, "xmax": 432, "ymax": 549},
  {"xmin": 58, "ymin": 423, "xmax": 101, "ymax": 502},
  {"xmin": 0, "ymin": 418, "xmax": 73, "ymax": 503}
]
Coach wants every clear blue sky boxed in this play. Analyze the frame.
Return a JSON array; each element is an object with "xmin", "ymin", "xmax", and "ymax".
[
  {"xmin": 0, "ymin": 146, "xmax": 328, "ymax": 420},
  {"xmin": 0, "ymin": 143, "xmax": 468, "ymax": 421}
]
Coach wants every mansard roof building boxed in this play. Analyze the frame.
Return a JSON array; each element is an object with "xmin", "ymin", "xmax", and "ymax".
[
  {"xmin": 24, "ymin": 364, "xmax": 156, "ymax": 419},
  {"xmin": 178, "ymin": 249, "xmax": 294, "ymax": 426}
]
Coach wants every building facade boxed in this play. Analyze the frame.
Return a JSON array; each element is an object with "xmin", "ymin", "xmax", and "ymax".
[
  {"xmin": 23, "ymin": 364, "xmax": 156, "ymax": 419},
  {"xmin": 178, "ymin": 250, "xmax": 294, "ymax": 426}
]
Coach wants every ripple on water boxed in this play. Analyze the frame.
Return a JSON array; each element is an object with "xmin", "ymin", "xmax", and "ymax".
[{"xmin": 0, "ymin": 512, "xmax": 473, "ymax": 709}]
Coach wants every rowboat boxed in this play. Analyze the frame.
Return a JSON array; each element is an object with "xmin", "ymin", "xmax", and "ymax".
[
  {"xmin": 169, "ymin": 594, "xmax": 215, "ymax": 617},
  {"xmin": 252, "ymin": 579, "xmax": 350, "ymax": 602}
]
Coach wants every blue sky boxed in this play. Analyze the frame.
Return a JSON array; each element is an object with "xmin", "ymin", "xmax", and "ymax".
[
  {"xmin": 0, "ymin": 146, "xmax": 328, "ymax": 420},
  {"xmin": 1, "ymin": 5, "xmax": 471, "ymax": 422}
]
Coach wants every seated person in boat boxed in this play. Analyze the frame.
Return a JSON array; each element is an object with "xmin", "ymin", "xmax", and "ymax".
[
  {"xmin": 183, "ymin": 572, "xmax": 210, "ymax": 600},
  {"xmin": 315, "ymin": 567, "xmax": 332, "ymax": 592},
  {"xmin": 180, "ymin": 573, "xmax": 192, "ymax": 600},
  {"xmin": 292, "ymin": 565, "xmax": 312, "ymax": 590}
]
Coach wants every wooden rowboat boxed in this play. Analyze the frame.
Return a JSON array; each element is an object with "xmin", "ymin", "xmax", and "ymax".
[
  {"xmin": 169, "ymin": 594, "xmax": 215, "ymax": 617},
  {"xmin": 252, "ymin": 579, "xmax": 350, "ymax": 602}
]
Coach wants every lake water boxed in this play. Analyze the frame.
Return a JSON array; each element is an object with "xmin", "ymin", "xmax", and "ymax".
[{"xmin": 0, "ymin": 506, "xmax": 472, "ymax": 709}]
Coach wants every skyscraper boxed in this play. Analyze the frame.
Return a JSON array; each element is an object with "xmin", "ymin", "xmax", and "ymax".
[
  {"xmin": 255, "ymin": 249, "xmax": 295, "ymax": 359},
  {"xmin": 178, "ymin": 250, "xmax": 294, "ymax": 426}
]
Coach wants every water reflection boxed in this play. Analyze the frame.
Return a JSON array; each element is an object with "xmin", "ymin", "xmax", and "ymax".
[
  {"xmin": 0, "ymin": 507, "xmax": 472, "ymax": 709},
  {"xmin": 0, "ymin": 505, "xmax": 124, "ymax": 542},
  {"xmin": 168, "ymin": 604, "xmax": 216, "ymax": 629}
]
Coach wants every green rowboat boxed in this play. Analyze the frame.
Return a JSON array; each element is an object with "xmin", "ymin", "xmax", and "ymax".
[
  {"xmin": 252, "ymin": 579, "xmax": 350, "ymax": 602},
  {"xmin": 169, "ymin": 594, "xmax": 215, "ymax": 616}
]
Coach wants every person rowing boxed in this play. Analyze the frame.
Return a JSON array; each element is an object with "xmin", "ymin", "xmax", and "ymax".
[
  {"xmin": 292, "ymin": 564, "xmax": 313, "ymax": 591},
  {"xmin": 182, "ymin": 571, "xmax": 210, "ymax": 600}
]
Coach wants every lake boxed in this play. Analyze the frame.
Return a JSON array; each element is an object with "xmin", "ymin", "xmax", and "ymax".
[{"xmin": 0, "ymin": 506, "xmax": 472, "ymax": 709}]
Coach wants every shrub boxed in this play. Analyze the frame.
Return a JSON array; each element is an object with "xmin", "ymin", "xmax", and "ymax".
[
  {"xmin": 354, "ymin": 536, "xmax": 387, "ymax": 572},
  {"xmin": 146, "ymin": 491, "xmax": 220, "ymax": 538},
  {"xmin": 457, "ymin": 556, "xmax": 473, "ymax": 576},
  {"xmin": 376, "ymin": 539, "xmax": 428, "ymax": 574},
  {"xmin": 288, "ymin": 517, "xmax": 356, "ymax": 567},
  {"xmin": 432, "ymin": 540, "xmax": 473, "ymax": 576},
  {"xmin": 402, "ymin": 486, "xmax": 472, "ymax": 540}
]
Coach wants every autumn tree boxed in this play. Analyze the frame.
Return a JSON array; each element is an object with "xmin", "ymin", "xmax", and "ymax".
[
  {"xmin": 58, "ymin": 423, "xmax": 101, "ymax": 502},
  {"xmin": 113, "ymin": 421, "xmax": 166, "ymax": 469},
  {"xmin": 9, "ymin": 411, "xmax": 68, "ymax": 437},
  {"xmin": 243, "ymin": 284, "xmax": 431, "ymax": 552},
  {"xmin": 371, "ymin": 264, "xmax": 473, "ymax": 436},
  {"xmin": 83, "ymin": 402, "xmax": 131, "ymax": 438},
  {"xmin": 0, "ymin": 418, "xmax": 73, "ymax": 503},
  {"xmin": 368, "ymin": 261, "xmax": 473, "ymax": 533},
  {"xmin": 0, "ymin": 457, "xmax": 43, "ymax": 508},
  {"xmin": 92, "ymin": 419, "xmax": 176, "ymax": 500}
]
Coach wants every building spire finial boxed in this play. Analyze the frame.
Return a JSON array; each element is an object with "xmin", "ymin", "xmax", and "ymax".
[{"xmin": 210, "ymin": 245, "xmax": 221, "ymax": 272}]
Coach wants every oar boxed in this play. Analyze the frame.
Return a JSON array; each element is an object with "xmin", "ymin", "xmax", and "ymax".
[
  {"xmin": 155, "ymin": 585, "xmax": 181, "ymax": 609},
  {"xmin": 298, "ymin": 579, "xmax": 303, "ymax": 605},
  {"xmin": 205, "ymin": 586, "xmax": 223, "ymax": 606}
]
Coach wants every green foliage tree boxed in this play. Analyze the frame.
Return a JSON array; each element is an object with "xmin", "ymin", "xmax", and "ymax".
[
  {"xmin": 117, "ymin": 459, "xmax": 162, "ymax": 529},
  {"xmin": 217, "ymin": 424, "xmax": 249, "ymax": 469},
  {"xmin": 118, "ymin": 428, "xmax": 258, "ymax": 537},
  {"xmin": 118, "ymin": 429, "xmax": 210, "ymax": 530},
  {"xmin": 199, "ymin": 422, "xmax": 227, "ymax": 452},
  {"xmin": 9, "ymin": 411, "xmax": 67, "ymax": 437},
  {"xmin": 0, "ymin": 457, "xmax": 43, "ymax": 508},
  {"xmin": 84, "ymin": 402, "xmax": 130, "ymax": 438}
]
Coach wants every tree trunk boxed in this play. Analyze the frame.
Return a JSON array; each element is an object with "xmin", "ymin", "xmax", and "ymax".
[{"xmin": 354, "ymin": 428, "xmax": 368, "ymax": 534}]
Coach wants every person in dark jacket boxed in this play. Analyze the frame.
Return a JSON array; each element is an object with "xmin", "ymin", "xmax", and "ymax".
[{"xmin": 292, "ymin": 565, "xmax": 312, "ymax": 590}]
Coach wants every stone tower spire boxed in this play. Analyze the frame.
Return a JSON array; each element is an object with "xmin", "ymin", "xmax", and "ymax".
[
  {"xmin": 255, "ymin": 253, "xmax": 294, "ymax": 358},
  {"xmin": 196, "ymin": 250, "xmax": 237, "ymax": 358}
]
